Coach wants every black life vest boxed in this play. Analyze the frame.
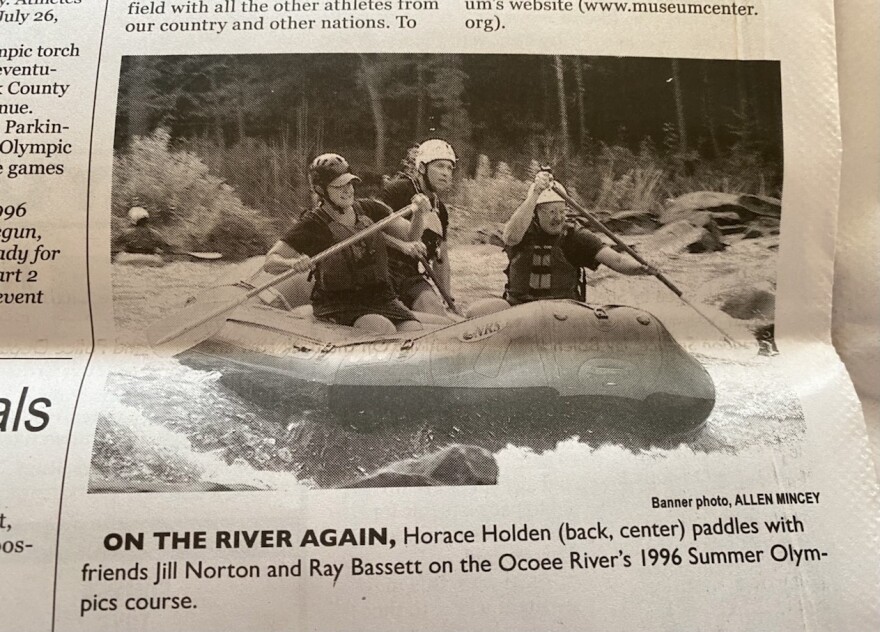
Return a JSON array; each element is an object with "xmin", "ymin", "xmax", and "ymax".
[
  {"xmin": 311, "ymin": 203, "xmax": 390, "ymax": 297},
  {"xmin": 118, "ymin": 224, "xmax": 166, "ymax": 254},
  {"xmin": 504, "ymin": 222, "xmax": 582, "ymax": 305}
]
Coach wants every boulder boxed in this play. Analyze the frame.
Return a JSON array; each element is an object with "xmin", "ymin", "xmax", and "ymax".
[
  {"xmin": 710, "ymin": 284, "xmax": 776, "ymax": 321},
  {"xmin": 686, "ymin": 211, "xmax": 715, "ymax": 229},
  {"xmin": 710, "ymin": 211, "xmax": 747, "ymax": 226},
  {"xmin": 736, "ymin": 194, "xmax": 782, "ymax": 218},
  {"xmin": 88, "ymin": 475, "xmax": 260, "ymax": 493},
  {"xmin": 661, "ymin": 191, "xmax": 781, "ymax": 226},
  {"xmin": 471, "ymin": 223, "xmax": 505, "ymax": 248},
  {"xmin": 642, "ymin": 219, "xmax": 725, "ymax": 255},
  {"xmin": 339, "ymin": 444, "xmax": 498, "ymax": 488},
  {"xmin": 743, "ymin": 218, "xmax": 781, "ymax": 240},
  {"xmin": 720, "ymin": 223, "xmax": 748, "ymax": 236},
  {"xmin": 753, "ymin": 323, "xmax": 778, "ymax": 356},
  {"xmin": 602, "ymin": 210, "xmax": 659, "ymax": 235}
]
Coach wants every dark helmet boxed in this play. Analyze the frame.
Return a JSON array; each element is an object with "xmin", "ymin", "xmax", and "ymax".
[{"xmin": 308, "ymin": 153, "xmax": 361, "ymax": 195}]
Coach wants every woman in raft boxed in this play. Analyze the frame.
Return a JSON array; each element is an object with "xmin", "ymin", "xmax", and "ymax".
[{"xmin": 263, "ymin": 153, "xmax": 431, "ymax": 335}]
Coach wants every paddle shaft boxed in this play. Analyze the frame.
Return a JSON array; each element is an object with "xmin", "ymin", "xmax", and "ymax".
[
  {"xmin": 112, "ymin": 250, "xmax": 222, "ymax": 259},
  {"xmin": 551, "ymin": 182, "xmax": 739, "ymax": 345},
  {"xmin": 182, "ymin": 251, "xmax": 223, "ymax": 260},
  {"xmin": 153, "ymin": 204, "xmax": 415, "ymax": 346},
  {"xmin": 416, "ymin": 253, "xmax": 465, "ymax": 317},
  {"xmin": 551, "ymin": 183, "xmax": 682, "ymax": 296}
]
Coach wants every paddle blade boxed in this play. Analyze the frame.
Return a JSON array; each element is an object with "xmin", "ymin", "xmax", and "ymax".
[
  {"xmin": 184, "ymin": 251, "xmax": 223, "ymax": 260},
  {"xmin": 146, "ymin": 288, "xmax": 245, "ymax": 356}
]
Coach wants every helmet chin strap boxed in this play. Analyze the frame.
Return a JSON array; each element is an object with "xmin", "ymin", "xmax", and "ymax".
[
  {"xmin": 417, "ymin": 167, "xmax": 437, "ymax": 195},
  {"xmin": 316, "ymin": 187, "xmax": 346, "ymax": 214},
  {"xmin": 418, "ymin": 173, "xmax": 443, "ymax": 217}
]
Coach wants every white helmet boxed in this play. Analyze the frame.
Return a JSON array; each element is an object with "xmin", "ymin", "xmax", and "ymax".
[
  {"xmin": 415, "ymin": 139, "xmax": 457, "ymax": 171},
  {"xmin": 535, "ymin": 183, "xmax": 566, "ymax": 206},
  {"xmin": 128, "ymin": 206, "xmax": 149, "ymax": 224}
]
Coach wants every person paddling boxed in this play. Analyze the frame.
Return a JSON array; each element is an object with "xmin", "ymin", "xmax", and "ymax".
[
  {"xmin": 116, "ymin": 202, "xmax": 171, "ymax": 255},
  {"xmin": 502, "ymin": 170, "xmax": 654, "ymax": 305},
  {"xmin": 381, "ymin": 139, "xmax": 456, "ymax": 316},
  {"xmin": 263, "ymin": 153, "xmax": 428, "ymax": 334}
]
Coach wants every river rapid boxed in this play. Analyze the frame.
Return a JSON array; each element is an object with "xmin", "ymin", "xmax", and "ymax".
[{"xmin": 90, "ymin": 240, "xmax": 803, "ymax": 491}]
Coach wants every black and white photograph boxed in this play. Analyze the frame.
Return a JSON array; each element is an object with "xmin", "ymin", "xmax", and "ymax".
[{"xmin": 89, "ymin": 53, "xmax": 800, "ymax": 492}]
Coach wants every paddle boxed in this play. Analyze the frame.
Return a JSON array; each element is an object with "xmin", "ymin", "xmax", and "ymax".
[
  {"xmin": 551, "ymin": 182, "xmax": 740, "ymax": 346},
  {"xmin": 147, "ymin": 204, "xmax": 416, "ymax": 355},
  {"xmin": 112, "ymin": 250, "xmax": 223, "ymax": 260},
  {"xmin": 415, "ymin": 253, "xmax": 466, "ymax": 318},
  {"xmin": 181, "ymin": 251, "xmax": 223, "ymax": 260}
]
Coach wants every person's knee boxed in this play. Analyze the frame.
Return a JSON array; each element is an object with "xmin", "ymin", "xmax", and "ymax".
[
  {"xmin": 353, "ymin": 314, "xmax": 396, "ymax": 335},
  {"xmin": 396, "ymin": 319, "xmax": 423, "ymax": 333},
  {"xmin": 413, "ymin": 290, "xmax": 446, "ymax": 315},
  {"xmin": 466, "ymin": 297, "xmax": 511, "ymax": 318}
]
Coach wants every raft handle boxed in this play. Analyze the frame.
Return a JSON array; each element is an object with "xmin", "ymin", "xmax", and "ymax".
[{"xmin": 319, "ymin": 342, "xmax": 335, "ymax": 355}]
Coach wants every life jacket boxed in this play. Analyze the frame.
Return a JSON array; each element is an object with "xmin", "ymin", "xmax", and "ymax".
[
  {"xmin": 311, "ymin": 202, "xmax": 390, "ymax": 296},
  {"xmin": 118, "ymin": 224, "xmax": 166, "ymax": 254},
  {"xmin": 504, "ymin": 222, "xmax": 583, "ymax": 305}
]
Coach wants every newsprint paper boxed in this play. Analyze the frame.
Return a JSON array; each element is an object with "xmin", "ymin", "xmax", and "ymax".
[{"xmin": 1, "ymin": 0, "xmax": 879, "ymax": 630}]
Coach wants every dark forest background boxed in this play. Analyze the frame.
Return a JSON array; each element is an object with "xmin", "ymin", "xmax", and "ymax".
[{"xmin": 112, "ymin": 54, "xmax": 782, "ymax": 259}]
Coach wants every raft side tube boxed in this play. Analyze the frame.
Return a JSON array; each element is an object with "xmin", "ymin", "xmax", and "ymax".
[{"xmin": 175, "ymin": 298, "xmax": 715, "ymax": 443}]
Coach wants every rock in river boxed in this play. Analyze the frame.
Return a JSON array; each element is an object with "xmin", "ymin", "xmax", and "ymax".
[{"xmin": 339, "ymin": 445, "xmax": 499, "ymax": 488}]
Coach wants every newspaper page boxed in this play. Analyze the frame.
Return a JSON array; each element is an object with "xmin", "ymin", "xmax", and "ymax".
[
  {"xmin": 1, "ymin": 0, "xmax": 878, "ymax": 630},
  {"xmin": 833, "ymin": 0, "xmax": 880, "ymax": 468}
]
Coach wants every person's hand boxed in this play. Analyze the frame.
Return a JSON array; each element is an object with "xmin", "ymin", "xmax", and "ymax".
[
  {"xmin": 411, "ymin": 193, "xmax": 432, "ymax": 215},
  {"xmin": 638, "ymin": 264, "xmax": 659, "ymax": 276},
  {"xmin": 400, "ymin": 240, "xmax": 428, "ymax": 260},
  {"xmin": 286, "ymin": 254, "xmax": 312, "ymax": 274},
  {"xmin": 533, "ymin": 170, "xmax": 553, "ymax": 193}
]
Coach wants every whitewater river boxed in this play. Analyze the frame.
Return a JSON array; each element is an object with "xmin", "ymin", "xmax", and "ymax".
[{"xmin": 91, "ymin": 243, "xmax": 803, "ymax": 491}]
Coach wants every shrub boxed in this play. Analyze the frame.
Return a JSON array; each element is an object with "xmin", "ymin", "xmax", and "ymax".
[
  {"xmin": 451, "ymin": 155, "xmax": 531, "ymax": 226},
  {"xmin": 183, "ymin": 135, "xmax": 309, "ymax": 230},
  {"xmin": 112, "ymin": 129, "xmax": 273, "ymax": 259}
]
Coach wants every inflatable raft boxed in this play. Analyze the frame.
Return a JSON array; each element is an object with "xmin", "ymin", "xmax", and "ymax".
[{"xmin": 174, "ymin": 276, "xmax": 715, "ymax": 444}]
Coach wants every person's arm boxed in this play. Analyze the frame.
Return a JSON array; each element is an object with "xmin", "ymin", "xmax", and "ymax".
[
  {"xmin": 355, "ymin": 199, "xmax": 421, "ymax": 257},
  {"xmin": 503, "ymin": 171, "xmax": 553, "ymax": 246},
  {"xmin": 380, "ymin": 194, "xmax": 430, "ymax": 241},
  {"xmin": 405, "ymin": 193, "xmax": 430, "ymax": 241},
  {"xmin": 263, "ymin": 240, "xmax": 311, "ymax": 275},
  {"xmin": 594, "ymin": 246, "xmax": 655, "ymax": 276},
  {"xmin": 382, "ymin": 234, "xmax": 428, "ymax": 260}
]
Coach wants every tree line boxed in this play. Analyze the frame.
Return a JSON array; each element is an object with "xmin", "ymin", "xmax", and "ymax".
[{"xmin": 115, "ymin": 53, "xmax": 783, "ymax": 185}]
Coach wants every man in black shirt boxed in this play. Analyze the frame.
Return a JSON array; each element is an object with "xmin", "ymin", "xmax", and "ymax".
[{"xmin": 381, "ymin": 139, "xmax": 456, "ymax": 316}]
